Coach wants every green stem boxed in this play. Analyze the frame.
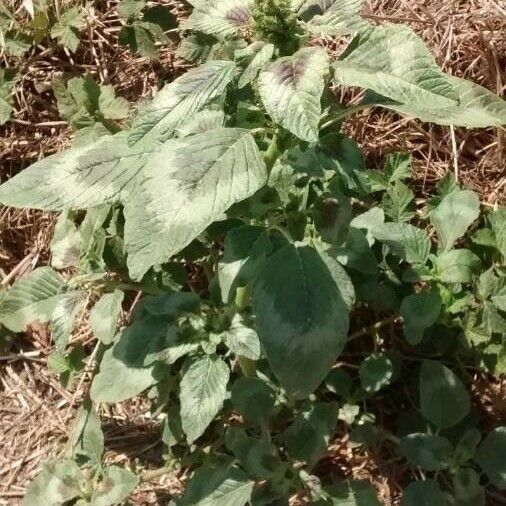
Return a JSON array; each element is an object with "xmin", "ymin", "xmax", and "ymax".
[
  {"xmin": 263, "ymin": 131, "xmax": 280, "ymax": 172},
  {"xmin": 347, "ymin": 315, "xmax": 401, "ymax": 342},
  {"xmin": 140, "ymin": 466, "xmax": 174, "ymax": 483},
  {"xmin": 320, "ymin": 104, "xmax": 371, "ymax": 130}
]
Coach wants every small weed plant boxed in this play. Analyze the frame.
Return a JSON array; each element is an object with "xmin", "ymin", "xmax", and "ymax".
[{"xmin": 1, "ymin": 0, "xmax": 506, "ymax": 504}]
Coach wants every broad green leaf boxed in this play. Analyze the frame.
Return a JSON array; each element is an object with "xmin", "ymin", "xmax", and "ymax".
[
  {"xmin": 253, "ymin": 243, "xmax": 350, "ymax": 398},
  {"xmin": 118, "ymin": 0, "xmax": 146, "ymax": 20},
  {"xmin": 365, "ymin": 75, "xmax": 506, "ymax": 128},
  {"xmin": 0, "ymin": 132, "xmax": 158, "ymax": 210},
  {"xmin": 218, "ymin": 225, "xmax": 272, "ymax": 304},
  {"xmin": 454, "ymin": 428, "xmax": 481, "ymax": 465},
  {"xmin": 50, "ymin": 291, "xmax": 87, "ymax": 350},
  {"xmin": 142, "ymin": 292, "xmax": 200, "ymax": 318},
  {"xmin": 23, "ymin": 459, "xmax": 84, "ymax": 506},
  {"xmin": 231, "ymin": 377, "xmax": 275, "ymax": 426},
  {"xmin": 125, "ymin": 128, "xmax": 267, "ymax": 279},
  {"xmin": 50, "ymin": 212, "xmax": 80, "ymax": 269},
  {"xmin": 359, "ymin": 353, "xmax": 394, "ymax": 393},
  {"xmin": 334, "ymin": 25, "xmax": 458, "ymax": 109},
  {"xmin": 476, "ymin": 426, "xmax": 506, "ymax": 489},
  {"xmin": 488, "ymin": 209, "xmax": 506, "ymax": 258},
  {"xmin": 318, "ymin": 480, "xmax": 380, "ymax": 506},
  {"xmin": 434, "ymin": 249, "xmax": 481, "ymax": 283},
  {"xmin": 98, "ymin": 85, "xmax": 130, "ymax": 120},
  {"xmin": 223, "ymin": 314, "xmax": 261, "ymax": 360},
  {"xmin": 91, "ymin": 466, "xmax": 138, "ymax": 506},
  {"xmin": 225, "ymin": 428, "xmax": 281, "ymax": 480},
  {"xmin": 128, "ymin": 60, "xmax": 235, "ymax": 145},
  {"xmin": 382, "ymin": 180, "xmax": 415, "ymax": 222},
  {"xmin": 285, "ymin": 401, "xmax": 338, "ymax": 465},
  {"xmin": 419, "ymin": 361, "xmax": 470, "ymax": 430},
  {"xmin": 178, "ymin": 465, "xmax": 254, "ymax": 506},
  {"xmin": 50, "ymin": 6, "xmax": 84, "ymax": 52},
  {"xmin": 183, "ymin": 0, "xmax": 252, "ymax": 37},
  {"xmin": 325, "ymin": 368, "xmax": 352, "ymax": 398},
  {"xmin": 90, "ymin": 316, "xmax": 169, "ymax": 403},
  {"xmin": 259, "ymin": 47, "xmax": 329, "ymax": 142},
  {"xmin": 176, "ymin": 108, "xmax": 225, "ymax": 137},
  {"xmin": 70, "ymin": 400, "xmax": 104, "ymax": 465},
  {"xmin": 180, "ymin": 354, "xmax": 230, "ymax": 443},
  {"xmin": 399, "ymin": 433, "xmax": 452, "ymax": 471},
  {"xmin": 236, "ymin": 41, "xmax": 275, "ymax": 88},
  {"xmin": 373, "ymin": 222, "xmax": 431, "ymax": 264},
  {"xmin": 350, "ymin": 206, "xmax": 384, "ymax": 244},
  {"xmin": 400, "ymin": 292, "xmax": 442, "ymax": 345},
  {"xmin": 451, "ymin": 468, "xmax": 485, "ymax": 506},
  {"xmin": 0, "ymin": 68, "xmax": 16, "ymax": 125},
  {"xmin": 0, "ymin": 267, "xmax": 65, "ymax": 332},
  {"xmin": 400, "ymin": 480, "xmax": 445, "ymax": 506},
  {"xmin": 90, "ymin": 290, "xmax": 124, "ymax": 345},
  {"xmin": 333, "ymin": 228, "xmax": 378, "ymax": 274},
  {"xmin": 430, "ymin": 189, "xmax": 480, "ymax": 251},
  {"xmin": 303, "ymin": 0, "xmax": 368, "ymax": 36}
]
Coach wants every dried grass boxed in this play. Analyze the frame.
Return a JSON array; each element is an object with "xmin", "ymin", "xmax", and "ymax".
[{"xmin": 0, "ymin": 0, "xmax": 505, "ymax": 504}]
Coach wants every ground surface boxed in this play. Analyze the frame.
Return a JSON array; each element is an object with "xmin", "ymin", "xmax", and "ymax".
[{"xmin": 0, "ymin": 0, "xmax": 505, "ymax": 504}]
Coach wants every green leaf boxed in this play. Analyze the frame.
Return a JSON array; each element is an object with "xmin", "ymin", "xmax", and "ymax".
[
  {"xmin": 419, "ymin": 361, "xmax": 470, "ymax": 430},
  {"xmin": 218, "ymin": 225, "xmax": 272, "ymax": 304},
  {"xmin": 50, "ymin": 6, "xmax": 84, "ymax": 52},
  {"xmin": 259, "ymin": 47, "xmax": 328, "ymax": 142},
  {"xmin": 50, "ymin": 212, "xmax": 80, "ymax": 269},
  {"xmin": 253, "ymin": 243, "xmax": 350, "ymax": 398},
  {"xmin": 0, "ymin": 68, "xmax": 16, "ymax": 125},
  {"xmin": 0, "ymin": 267, "xmax": 65, "ymax": 332},
  {"xmin": 285, "ymin": 401, "xmax": 338, "ymax": 465},
  {"xmin": 183, "ymin": 0, "xmax": 252, "ymax": 37},
  {"xmin": 91, "ymin": 466, "xmax": 138, "ymax": 506},
  {"xmin": 325, "ymin": 368, "xmax": 352, "ymax": 398},
  {"xmin": 400, "ymin": 291, "xmax": 442, "ymax": 345},
  {"xmin": 236, "ymin": 41, "xmax": 275, "ymax": 89},
  {"xmin": 23, "ymin": 459, "xmax": 84, "ymax": 506},
  {"xmin": 180, "ymin": 354, "xmax": 230, "ymax": 443},
  {"xmin": 359, "ymin": 353, "xmax": 394, "ymax": 393},
  {"xmin": 434, "ymin": 249, "xmax": 481, "ymax": 283},
  {"xmin": 450, "ymin": 468, "xmax": 485, "ymax": 506},
  {"xmin": 223, "ymin": 314, "xmax": 261, "ymax": 360},
  {"xmin": 90, "ymin": 316, "xmax": 169, "ymax": 403},
  {"xmin": 373, "ymin": 223, "xmax": 431, "ymax": 264},
  {"xmin": 318, "ymin": 479, "xmax": 380, "ymax": 506},
  {"xmin": 400, "ymin": 480, "xmax": 446, "ymax": 506},
  {"xmin": 98, "ymin": 85, "xmax": 130, "ymax": 120},
  {"xmin": 333, "ymin": 228, "xmax": 378, "ymax": 274},
  {"xmin": 128, "ymin": 60, "xmax": 235, "ymax": 145},
  {"xmin": 176, "ymin": 108, "xmax": 225, "ymax": 137},
  {"xmin": 382, "ymin": 180, "xmax": 415, "ymax": 222},
  {"xmin": 338, "ymin": 403, "xmax": 360, "ymax": 424},
  {"xmin": 430, "ymin": 189, "xmax": 480, "ymax": 251},
  {"xmin": 0, "ymin": 132, "xmax": 158, "ymax": 210},
  {"xmin": 124, "ymin": 128, "xmax": 267, "ymax": 279},
  {"xmin": 178, "ymin": 465, "xmax": 254, "ymax": 506},
  {"xmin": 365, "ymin": 75, "xmax": 506, "ymax": 128},
  {"xmin": 303, "ymin": 0, "xmax": 368, "ymax": 37},
  {"xmin": 118, "ymin": 0, "xmax": 146, "ymax": 20},
  {"xmin": 70, "ymin": 400, "xmax": 104, "ymax": 466},
  {"xmin": 488, "ymin": 208, "xmax": 506, "ymax": 258},
  {"xmin": 476, "ymin": 426, "xmax": 506, "ymax": 489},
  {"xmin": 399, "ymin": 433, "xmax": 452, "ymax": 471},
  {"xmin": 50, "ymin": 291, "xmax": 87, "ymax": 351},
  {"xmin": 334, "ymin": 25, "xmax": 458, "ymax": 109},
  {"xmin": 231, "ymin": 377, "xmax": 275, "ymax": 426},
  {"xmin": 454, "ymin": 428, "xmax": 481, "ymax": 465},
  {"xmin": 90, "ymin": 290, "xmax": 124, "ymax": 345}
]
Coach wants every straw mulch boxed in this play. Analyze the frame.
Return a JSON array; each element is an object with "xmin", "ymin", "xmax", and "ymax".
[{"xmin": 0, "ymin": 0, "xmax": 505, "ymax": 504}]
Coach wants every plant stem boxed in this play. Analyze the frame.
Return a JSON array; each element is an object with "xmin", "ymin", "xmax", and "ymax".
[
  {"xmin": 347, "ymin": 315, "xmax": 401, "ymax": 343},
  {"xmin": 320, "ymin": 104, "xmax": 371, "ymax": 130},
  {"xmin": 263, "ymin": 131, "xmax": 280, "ymax": 172},
  {"xmin": 140, "ymin": 466, "xmax": 174, "ymax": 483}
]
